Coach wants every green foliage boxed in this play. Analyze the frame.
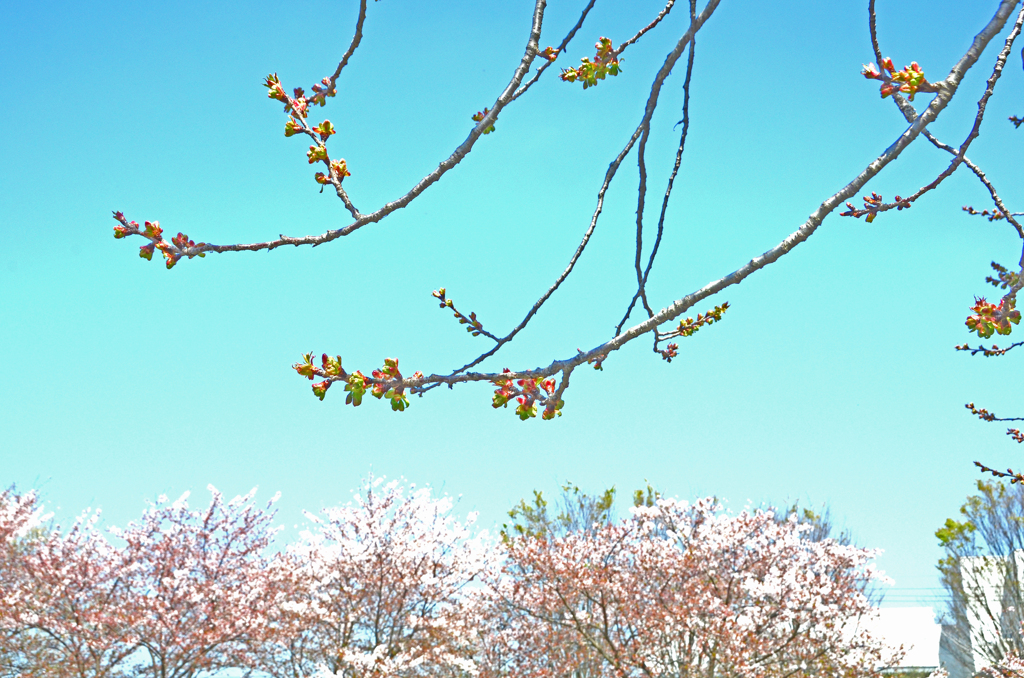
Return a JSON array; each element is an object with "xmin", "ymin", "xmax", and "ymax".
[
  {"xmin": 471, "ymin": 108, "xmax": 496, "ymax": 134},
  {"xmin": 560, "ymin": 37, "xmax": 622, "ymax": 89},
  {"xmin": 937, "ymin": 479, "xmax": 1024, "ymax": 558},
  {"xmin": 632, "ymin": 482, "xmax": 660, "ymax": 509},
  {"xmin": 502, "ymin": 482, "xmax": 618, "ymax": 541},
  {"xmin": 781, "ymin": 501, "xmax": 852, "ymax": 545},
  {"xmin": 935, "ymin": 517, "xmax": 975, "ymax": 548}
]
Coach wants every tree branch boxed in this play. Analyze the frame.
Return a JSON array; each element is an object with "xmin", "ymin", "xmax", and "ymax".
[
  {"xmin": 873, "ymin": 0, "xmax": 1024, "ymax": 240},
  {"xmin": 617, "ymin": 0, "xmax": 698, "ymax": 337},
  {"xmin": 510, "ymin": 0, "xmax": 599, "ymax": 103},
  {"xmin": 115, "ymin": 0, "xmax": 552, "ymax": 258}
]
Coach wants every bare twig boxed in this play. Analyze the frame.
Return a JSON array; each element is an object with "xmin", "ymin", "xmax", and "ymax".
[
  {"xmin": 431, "ymin": 288, "xmax": 501, "ymax": 343},
  {"xmin": 956, "ymin": 340, "xmax": 1024, "ymax": 357},
  {"xmin": 962, "ymin": 198, "xmax": 1024, "ymax": 238},
  {"xmin": 617, "ymin": 0, "xmax": 698, "ymax": 337},
  {"xmin": 616, "ymin": 0, "xmax": 677, "ymax": 55},
  {"xmin": 868, "ymin": 0, "xmax": 884, "ymax": 76},
  {"xmin": 890, "ymin": 103, "xmax": 1024, "ymax": 239},
  {"xmin": 974, "ymin": 461, "xmax": 1024, "ymax": 484},
  {"xmin": 1011, "ymin": 45, "xmax": 1024, "ymax": 126},
  {"xmin": 967, "ymin": 403, "xmax": 1024, "ymax": 448},
  {"xmin": 632, "ymin": 107, "xmax": 651, "ymax": 317},
  {"xmin": 326, "ymin": 0, "xmax": 370, "ymax": 96},
  {"xmin": 964, "ymin": 205, "xmax": 1024, "ymax": 222},
  {"xmin": 967, "ymin": 402, "xmax": 1024, "ymax": 423}
]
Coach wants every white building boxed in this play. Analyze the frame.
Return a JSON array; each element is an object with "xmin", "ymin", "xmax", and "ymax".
[
  {"xmin": 867, "ymin": 607, "xmax": 942, "ymax": 673},
  {"xmin": 943, "ymin": 551, "xmax": 1024, "ymax": 678},
  {"xmin": 954, "ymin": 557, "xmax": 1024, "ymax": 675},
  {"xmin": 870, "ymin": 550, "xmax": 1024, "ymax": 678}
]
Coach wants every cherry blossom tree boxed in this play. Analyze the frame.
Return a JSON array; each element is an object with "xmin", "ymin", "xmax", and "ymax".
[
  {"xmin": 108, "ymin": 486, "xmax": 286, "ymax": 678},
  {"xmin": 104, "ymin": 0, "xmax": 1024, "ymax": 423},
  {"xmin": 0, "ymin": 486, "xmax": 286, "ymax": 678},
  {"xmin": 0, "ymin": 488, "xmax": 60, "ymax": 678},
  {"xmin": 985, "ymin": 651, "xmax": 1024, "ymax": 677},
  {"xmin": 4, "ymin": 505, "xmax": 137, "ymax": 678},
  {"xmin": 262, "ymin": 477, "xmax": 493, "ymax": 678},
  {"xmin": 484, "ymin": 496, "xmax": 897, "ymax": 678}
]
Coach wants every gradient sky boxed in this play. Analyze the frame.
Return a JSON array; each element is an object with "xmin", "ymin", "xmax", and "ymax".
[{"xmin": 2, "ymin": 0, "xmax": 1023, "ymax": 612}]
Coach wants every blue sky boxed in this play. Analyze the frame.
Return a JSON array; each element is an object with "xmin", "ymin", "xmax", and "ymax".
[{"xmin": 2, "ymin": 0, "xmax": 1023, "ymax": 610}]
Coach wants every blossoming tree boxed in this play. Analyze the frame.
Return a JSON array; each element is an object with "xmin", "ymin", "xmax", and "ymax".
[
  {"xmin": 484, "ymin": 495, "xmax": 897, "ymax": 678},
  {"xmin": 109, "ymin": 487, "xmax": 286, "ymax": 678},
  {"xmin": 262, "ymin": 477, "xmax": 492, "ymax": 678},
  {"xmin": 0, "ymin": 488, "xmax": 61, "ymax": 678},
  {"xmin": 0, "ymin": 487, "xmax": 285, "ymax": 678}
]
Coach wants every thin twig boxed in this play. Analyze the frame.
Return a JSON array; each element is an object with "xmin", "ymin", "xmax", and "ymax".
[
  {"xmin": 967, "ymin": 402, "xmax": 1024, "ymax": 422},
  {"xmin": 326, "ymin": 0, "xmax": 370, "ymax": 95},
  {"xmin": 616, "ymin": 0, "xmax": 677, "ymax": 55},
  {"xmin": 868, "ymin": 0, "xmax": 884, "ymax": 76},
  {"xmin": 617, "ymin": 0, "xmax": 698, "ymax": 337},
  {"xmin": 632, "ymin": 110, "xmax": 651, "ymax": 318},
  {"xmin": 892, "ymin": 97, "xmax": 1024, "ymax": 239},
  {"xmin": 957, "ymin": 341, "xmax": 1024, "ymax": 357}
]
